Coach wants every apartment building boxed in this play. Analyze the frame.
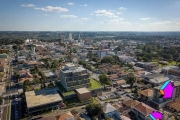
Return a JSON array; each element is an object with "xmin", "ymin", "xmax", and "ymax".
[
  {"xmin": 168, "ymin": 68, "xmax": 180, "ymax": 77},
  {"xmin": 149, "ymin": 81, "xmax": 180, "ymax": 110},
  {"xmin": 60, "ymin": 63, "xmax": 90, "ymax": 91}
]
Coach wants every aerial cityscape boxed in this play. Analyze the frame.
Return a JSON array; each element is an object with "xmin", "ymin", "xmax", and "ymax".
[{"xmin": 0, "ymin": 0, "xmax": 180, "ymax": 120}]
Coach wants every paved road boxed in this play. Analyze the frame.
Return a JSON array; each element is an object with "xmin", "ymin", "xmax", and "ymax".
[
  {"xmin": 11, "ymin": 98, "xmax": 21, "ymax": 120},
  {"xmin": 1, "ymin": 53, "xmax": 13, "ymax": 120},
  {"xmin": 1, "ymin": 78, "xmax": 10, "ymax": 119}
]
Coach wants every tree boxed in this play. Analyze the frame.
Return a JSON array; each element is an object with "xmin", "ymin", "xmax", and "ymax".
[
  {"xmin": 125, "ymin": 73, "xmax": 135, "ymax": 88},
  {"xmin": 0, "ymin": 96, "xmax": 3, "ymax": 105},
  {"xmin": 105, "ymin": 116, "xmax": 111, "ymax": 120},
  {"xmin": 32, "ymin": 78, "xmax": 40, "ymax": 85},
  {"xmin": 51, "ymin": 60, "xmax": 59, "ymax": 69},
  {"xmin": 70, "ymin": 109, "xmax": 78, "ymax": 115},
  {"xmin": 101, "ymin": 56, "xmax": 115, "ymax": 64},
  {"xmin": 87, "ymin": 51, "xmax": 93, "ymax": 59},
  {"xmin": 99, "ymin": 74, "xmax": 110, "ymax": 86},
  {"xmin": 114, "ymin": 46, "xmax": 122, "ymax": 51},
  {"xmin": 23, "ymin": 80, "xmax": 31, "ymax": 92},
  {"xmin": 12, "ymin": 45, "xmax": 18, "ymax": 50},
  {"xmin": 86, "ymin": 103, "xmax": 103, "ymax": 117}
]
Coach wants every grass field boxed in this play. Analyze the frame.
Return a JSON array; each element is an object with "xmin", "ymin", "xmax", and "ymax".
[
  {"xmin": 88, "ymin": 79, "xmax": 103, "ymax": 90},
  {"xmin": 56, "ymin": 82, "xmax": 75, "ymax": 96}
]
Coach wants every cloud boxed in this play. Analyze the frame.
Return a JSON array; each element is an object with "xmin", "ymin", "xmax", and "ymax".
[
  {"xmin": 21, "ymin": 4, "xmax": 35, "ymax": 7},
  {"xmin": 44, "ymin": 14, "xmax": 49, "ymax": 16},
  {"xmin": 118, "ymin": 7, "xmax": 127, "ymax": 11},
  {"xmin": 80, "ymin": 4, "xmax": 87, "ymax": 7},
  {"xmin": 102, "ymin": 18, "xmax": 130, "ymax": 25},
  {"xmin": 68, "ymin": 3, "xmax": 74, "ymax": 5},
  {"xmin": 149, "ymin": 21, "xmax": 173, "ymax": 26},
  {"xmin": 117, "ymin": 12, "xmax": 122, "ymax": 15},
  {"xmin": 34, "ymin": 6, "xmax": 68, "ymax": 12},
  {"xmin": 81, "ymin": 17, "xmax": 89, "ymax": 21},
  {"xmin": 140, "ymin": 17, "xmax": 151, "ymax": 20},
  {"xmin": 92, "ymin": 9, "xmax": 118, "ymax": 18},
  {"xmin": 60, "ymin": 15, "xmax": 78, "ymax": 18}
]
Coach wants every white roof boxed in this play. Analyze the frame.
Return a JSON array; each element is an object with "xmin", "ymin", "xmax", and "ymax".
[
  {"xmin": 76, "ymin": 87, "xmax": 90, "ymax": 94},
  {"xmin": 62, "ymin": 66, "xmax": 86, "ymax": 73},
  {"xmin": 65, "ymin": 63, "xmax": 76, "ymax": 68},
  {"xmin": 44, "ymin": 72, "xmax": 54, "ymax": 77},
  {"xmin": 25, "ymin": 87, "xmax": 62, "ymax": 108},
  {"xmin": 149, "ymin": 76, "xmax": 168, "ymax": 84},
  {"xmin": 103, "ymin": 103, "xmax": 117, "ymax": 114},
  {"xmin": 121, "ymin": 115, "xmax": 131, "ymax": 120},
  {"xmin": 162, "ymin": 66, "xmax": 178, "ymax": 70}
]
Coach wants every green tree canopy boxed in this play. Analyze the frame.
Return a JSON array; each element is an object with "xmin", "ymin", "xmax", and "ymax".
[
  {"xmin": 101, "ymin": 56, "xmax": 115, "ymax": 64},
  {"xmin": 99, "ymin": 74, "xmax": 110, "ymax": 86},
  {"xmin": 0, "ymin": 96, "xmax": 3, "ymax": 105},
  {"xmin": 85, "ymin": 103, "xmax": 103, "ymax": 117},
  {"xmin": 125, "ymin": 73, "xmax": 135, "ymax": 88}
]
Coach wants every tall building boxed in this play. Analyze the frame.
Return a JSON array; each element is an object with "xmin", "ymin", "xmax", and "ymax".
[
  {"xmin": 31, "ymin": 45, "xmax": 35, "ymax": 54},
  {"xmin": 149, "ymin": 81, "xmax": 180, "ymax": 110},
  {"xmin": 60, "ymin": 63, "xmax": 91, "ymax": 91},
  {"xmin": 69, "ymin": 33, "xmax": 72, "ymax": 40},
  {"xmin": 98, "ymin": 50, "xmax": 107, "ymax": 59}
]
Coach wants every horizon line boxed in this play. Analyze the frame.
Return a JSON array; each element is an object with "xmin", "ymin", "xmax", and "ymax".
[{"xmin": 1, "ymin": 30, "xmax": 180, "ymax": 32}]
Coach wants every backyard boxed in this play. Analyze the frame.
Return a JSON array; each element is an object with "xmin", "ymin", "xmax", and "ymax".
[
  {"xmin": 56, "ymin": 82, "xmax": 75, "ymax": 96},
  {"xmin": 87, "ymin": 78, "xmax": 103, "ymax": 90}
]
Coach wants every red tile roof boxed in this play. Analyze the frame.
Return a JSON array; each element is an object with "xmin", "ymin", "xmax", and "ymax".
[{"xmin": 133, "ymin": 102, "xmax": 154, "ymax": 116}]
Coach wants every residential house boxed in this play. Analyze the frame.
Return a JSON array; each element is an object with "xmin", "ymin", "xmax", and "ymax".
[
  {"xmin": 166, "ymin": 98, "xmax": 180, "ymax": 113},
  {"xmin": 135, "ymin": 62, "xmax": 159, "ymax": 71},
  {"xmin": 112, "ymin": 100, "xmax": 139, "ymax": 118},
  {"xmin": 116, "ymin": 79, "xmax": 126, "ymax": 86},
  {"xmin": 132, "ymin": 102, "xmax": 154, "ymax": 120},
  {"xmin": 161, "ymin": 66, "xmax": 178, "ymax": 75},
  {"xmin": 144, "ymin": 73, "xmax": 169, "ymax": 87},
  {"xmin": 118, "ymin": 55, "xmax": 134, "ymax": 63},
  {"xmin": 0, "ymin": 53, "xmax": 8, "ymax": 59},
  {"xmin": 117, "ymin": 71, "xmax": 128, "ymax": 79},
  {"xmin": 0, "ymin": 58, "xmax": 7, "ymax": 63},
  {"xmin": 17, "ymin": 56, "xmax": 26, "ymax": 63},
  {"xmin": 103, "ymin": 103, "xmax": 120, "ymax": 119},
  {"xmin": 40, "ymin": 116, "xmax": 56, "ymax": 120},
  {"xmin": 0, "ymin": 63, "xmax": 5, "ymax": 72},
  {"xmin": 108, "ymin": 74, "xmax": 119, "ymax": 81},
  {"xmin": 18, "ymin": 50, "xmax": 30, "ymax": 57},
  {"xmin": 168, "ymin": 68, "xmax": 180, "ymax": 77},
  {"xmin": 148, "ymin": 81, "xmax": 180, "ymax": 110},
  {"xmin": 42, "ymin": 70, "xmax": 56, "ymax": 82},
  {"xmin": 98, "ymin": 64, "xmax": 121, "ymax": 74},
  {"xmin": 57, "ymin": 111, "xmax": 74, "ymax": 120},
  {"xmin": 25, "ymin": 61, "xmax": 38, "ymax": 68},
  {"xmin": 139, "ymin": 89, "xmax": 153, "ymax": 103}
]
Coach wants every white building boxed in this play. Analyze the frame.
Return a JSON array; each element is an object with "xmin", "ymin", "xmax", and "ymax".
[
  {"xmin": 60, "ymin": 63, "xmax": 90, "ymax": 91},
  {"xmin": 103, "ymin": 103, "xmax": 120, "ymax": 119},
  {"xmin": 69, "ymin": 33, "xmax": 73, "ymax": 40},
  {"xmin": 98, "ymin": 50, "xmax": 107, "ymax": 59},
  {"xmin": 31, "ymin": 46, "xmax": 35, "ymax": 54}
]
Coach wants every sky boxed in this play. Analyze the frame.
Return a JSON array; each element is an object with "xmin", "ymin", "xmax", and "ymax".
[{"xmin": 0, "ymin": 0, "xmax": 180, "ymax": 31}]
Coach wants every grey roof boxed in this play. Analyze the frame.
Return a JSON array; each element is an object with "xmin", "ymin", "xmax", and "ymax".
[
  {"xmin": 25, "ymin": 87, "xmax": 62, "ymax": 108},
  {"xmin": 44, "ymin": 72, "xmax": 54, "ymax": 77},
  {"xmin": 162, "ymin": 66, "xmax": 178, "ymax": 70},
  {"xmin": 149, "ymin": 76, "xmax": 169, "ymax": 84},
  {"xmin": 103, "ymin": 103, "xmax": 117, "ymax": 114}
]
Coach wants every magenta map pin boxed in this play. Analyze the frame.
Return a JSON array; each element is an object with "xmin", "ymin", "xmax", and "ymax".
[{"xmin": 159, "ymin": 80, "xmax": 174, "ymax": 99}]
